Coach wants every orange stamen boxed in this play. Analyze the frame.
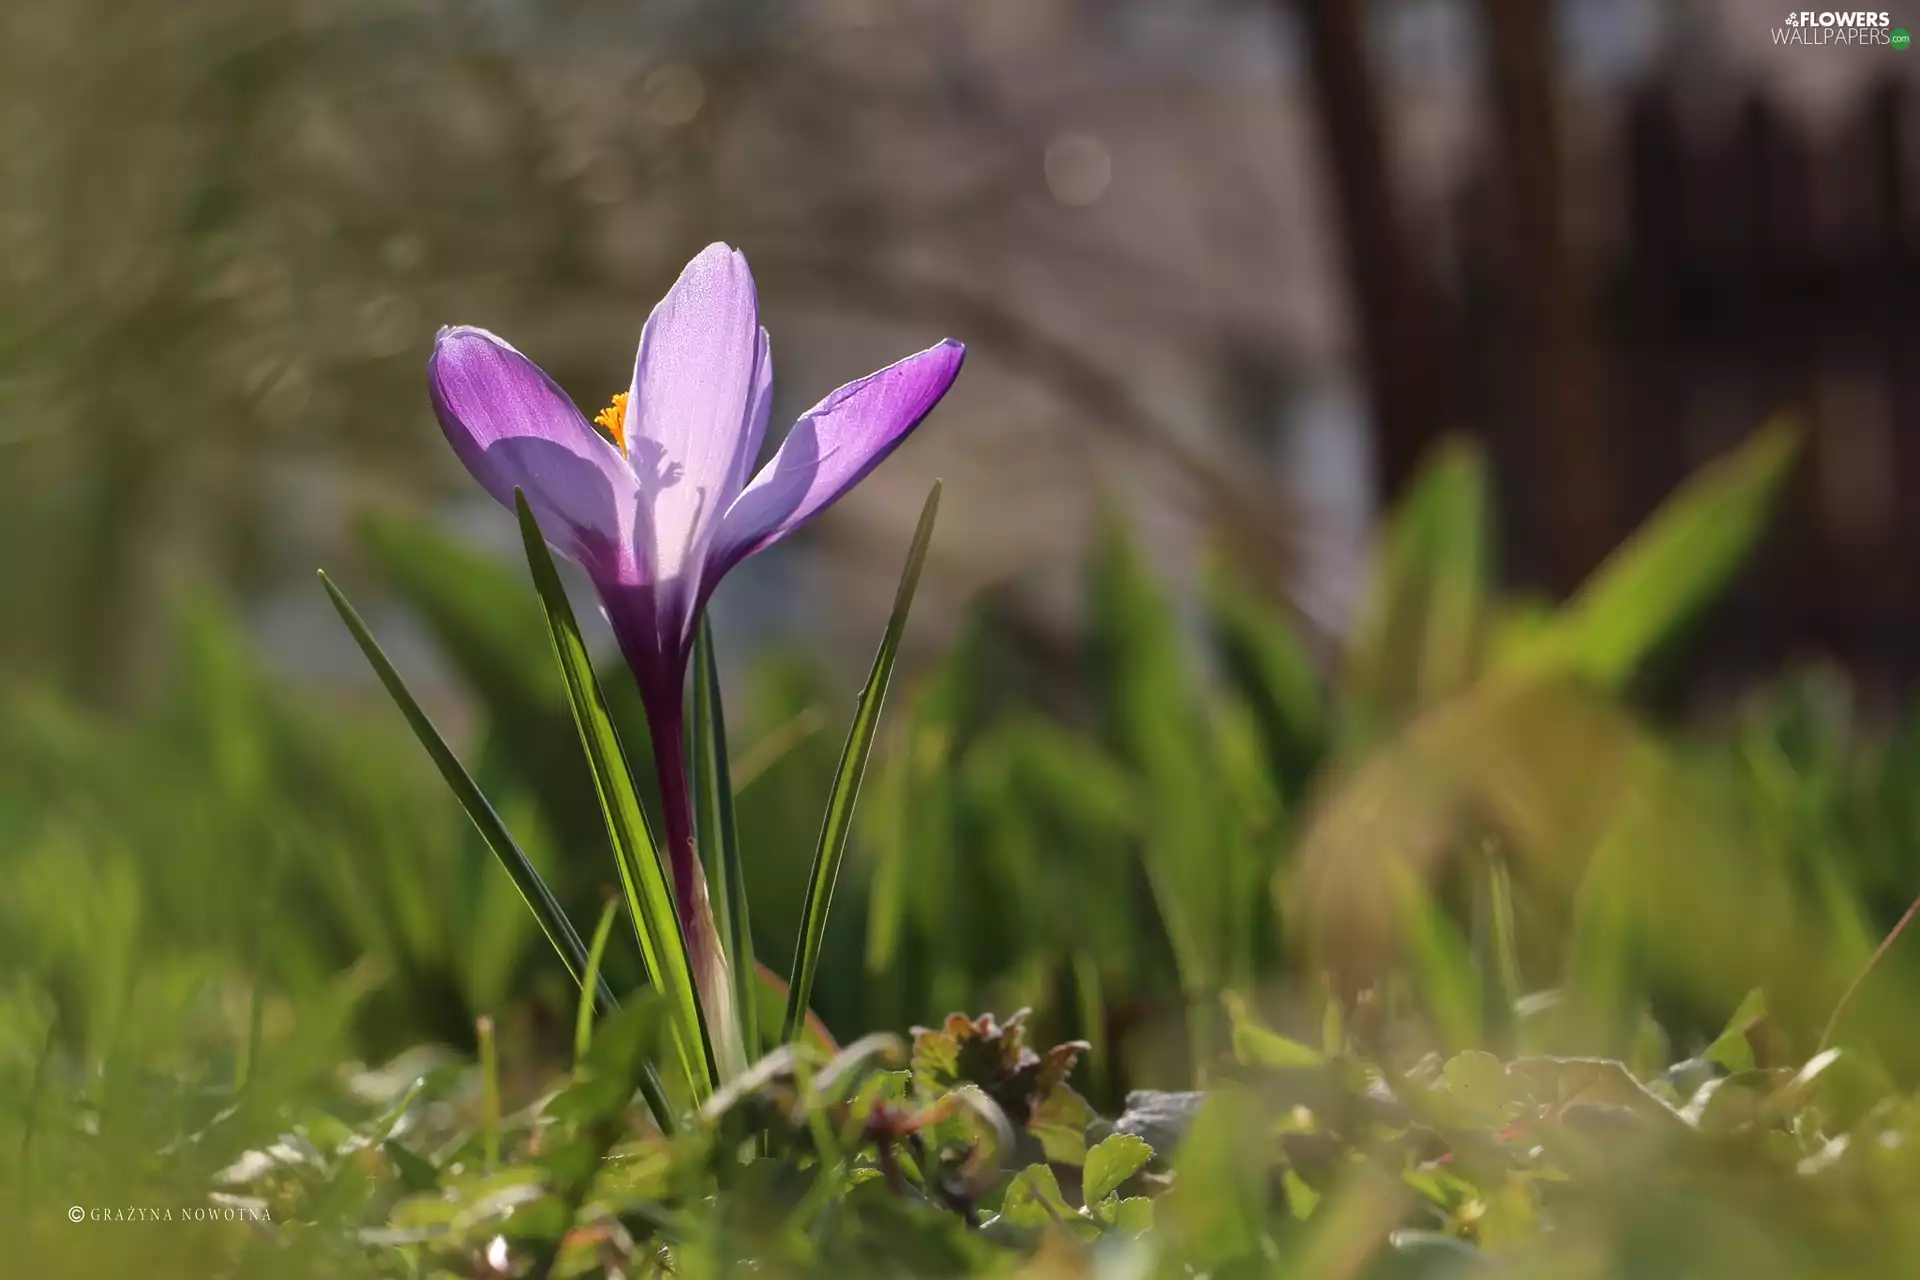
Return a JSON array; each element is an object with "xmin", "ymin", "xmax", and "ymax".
[{"xmin": 594, "ymin": 392, "xmax": 629, "ymax": 456}]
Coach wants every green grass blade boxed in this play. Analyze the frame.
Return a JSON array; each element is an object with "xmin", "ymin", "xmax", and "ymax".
[
  {"xmin": 575, "ymin": 897, "xmax": 622, "ymax": 1063},
  {"xmin": 477, "ymin": 1014, "xmax": 501, "ymax": 1170},
  {"xmin": 319, "ymin": 570, "xmax": 676, "ymax": 1130},
  {"xmin": 513, "ymin": 492, "xmax": 715, "ymax": 1101},
  {"xmin": 690, "ymin": 616, "xmax": 758, "ymax": 1067},
  {"xmin": 1072, "ymin": 949, "xmax": 1112, "ymax": 1109},
  {"xmin": 1471, "ymin": 855, "xmax": 1523, "ymax": 1054},
  {"xmin": 1508, "ymin": 419, "xmax": 1799, "ymax": 690},
  {"xmin": 1203, "ymin": 557, "xmax": 1329, "ymax": 801},
  {"xmin": 781, "ymin": 482, "xmax": 941, "ymax": 1045},
  {"xmin": 1345, "ymin": 438, "xmax": 1490, "ymax": 732},
  {"xmin": 1391, "ymin": 862, "xmax": 1482, "ymax": 1054},
  {"xmin": 319, "ymin": 571, "xmax": 610, "ymax": 1012},
  {"xmin": 1088, "ymin": 511, "xmax": 1225, "ymax": 1070}
]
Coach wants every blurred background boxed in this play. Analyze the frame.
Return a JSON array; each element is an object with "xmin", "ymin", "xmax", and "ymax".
[
  {"xmin": 7, "ymin": 0, "xmax": 1920, "ymax": 1134},
  {"xmin": 12, "ymin": 0, "xmax": 1920, "ymax": 713}
]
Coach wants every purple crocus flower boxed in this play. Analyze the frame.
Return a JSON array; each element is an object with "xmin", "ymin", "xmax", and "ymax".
[{"xmin": 427, "ymin": 243, "xmax": 963, "ymax": 1052}]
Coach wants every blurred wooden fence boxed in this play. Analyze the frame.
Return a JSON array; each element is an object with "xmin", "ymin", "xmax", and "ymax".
[{"xmin": 1450, "ymin": 74, "xmax": 1920, "ymax": 701}]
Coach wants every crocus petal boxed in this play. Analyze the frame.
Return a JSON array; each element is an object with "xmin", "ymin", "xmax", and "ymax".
[
  {"xmin": 429, "ymin": 326, "xmax": 638, "ymax": 574},
  {"xmin": 706, "ymin": 339, "xmax": 965, "ymax": 578},
  {"xmin": 625, "ymin": 245, "xmax": 765, "ymax": 633},
  {"xmin": 739, "ymin": 326, "xmax": 774, "ymax": 499}
]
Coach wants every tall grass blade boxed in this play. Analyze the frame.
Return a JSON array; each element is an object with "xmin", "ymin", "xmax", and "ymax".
[
  {"xmin": 477, "ymin": 1014, "xmax": 501, "ymax": 1170},
  {"xmin": 1072, "ymin": 950, "xmax": 1112, "ymax": 1108},
  {"xmin": 1345, "ymin": 438, "xmax": 1490, "ymax": 733},
  {"xmin": 1510, "ymin": 419, "xmax": 1799, "ymax": 690},
  {"xmin": 1471, "ymin": 855, "xmax": 1523, "ymax": 1054},
  {"xmin": 1089, "ymin": 511, "xmax": 1225, "ymax": 1071},
  {"xmin": 1390, "ymin": 863, "xmax": 1482, "ymax": 1053},
  {"xmin": 513, "ymin": 492, "xmax": 715, "ymax": 1101},
  {"xmin": 318, "ymin": 570, "xmax": 675, "ymax": 1129},
  {"xmin": 782, "ymin": 482, "xmax": 941, "ymax": 1044},
  {"xmin": 1204, "ymin": 557, "xmax": 1329, "ymax": 800},
  {"xmin": 731, "ymin": 705, "xmax": 828, "ymax": 792},
  {"xmin": 575, "ymin": 898, "xmax": 622, "ymax": 1063},
  {"xmin": 322, "ymin": 570, "xmax": 598, "ymax": 991},
  {"xmin": 690, "ymin": 616, "xmax": 758, "ymax": 1067}
]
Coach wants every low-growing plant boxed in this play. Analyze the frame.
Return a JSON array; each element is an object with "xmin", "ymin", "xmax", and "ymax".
[{"xmin": 16, "ymin": 387, "xmax": 1920, "ymax": 1276}]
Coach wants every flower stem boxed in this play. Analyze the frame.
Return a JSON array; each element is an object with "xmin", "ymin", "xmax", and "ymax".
[
  {"xmin": 648, "ymin": 699, "xmax": 703, "ymax": 932},
  {"xmin": 649, "ymin": 695, "xmax": 745, "ymax": 1078}
]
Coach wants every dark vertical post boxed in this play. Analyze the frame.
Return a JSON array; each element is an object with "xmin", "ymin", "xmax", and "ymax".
[
  {"xmin": 1621, "ymin": 86, "xmax": 1688, "ymax": 531},
  {"xmin": 1869, "ymin": 82, "xmax": 1919, "ymax": 637},
  {"xmin": 1286, "ymin": 0, "xmax": 1450, "ymax": 503},
  {"xmin": 1476, "ymin": 0, "xmax": 1613, "ymax": 590}
]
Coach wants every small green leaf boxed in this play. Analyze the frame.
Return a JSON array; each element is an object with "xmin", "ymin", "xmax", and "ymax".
[
  {"xmin": 515, "ymin": 492, "xmax": 714, "ymax": 1103},
  {"xmin": 1440, "ymin": 1050, "xmax": 1511, "ymax": 1126},
  {"xmin": 782, "ymin": 483, "xmax": 940, "ymax": 1045},
  {"xmin": 1001, "ymin": 1164, "xmax": 1073, "ymax": 1230},
  {"xmin": 1083, "ymin": 1133, "xmax": 1153, "ymax": 1203},
  {"xmin": 1031, "ymin": 1083, "xmax": 1097, "ymax": 1165},
  {"xmin": 1109, "ymin": 1195, "xmax": 1154, "ymax": 1235},
  {"xmin": 1704, "ymin": 988, "xmax": 1766, "ymax": 1075},
  {"xmin": 1505, "ymin": 1056, "xmax": 1686, "ymax": 1126},
  {"xmin": 910, "ymin": 1025, "xmax": 962, "ymax": 1092}
]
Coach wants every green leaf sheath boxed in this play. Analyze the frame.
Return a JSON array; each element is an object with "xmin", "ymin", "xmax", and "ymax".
[
  {"xmin": 512, "ymin": 492, "xmax": 717, "ymax": 1101},
  {"xmin": 691, "ymin": 616, "xmax": 759, "ymax": 1068}
]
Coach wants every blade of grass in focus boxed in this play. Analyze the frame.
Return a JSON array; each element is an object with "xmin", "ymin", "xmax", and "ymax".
[
  {"xmin": 575, "ymin": 898, "xmax": 621, "ymax": 1063},
  {"xmin": 319, "ymin": 569, "xmax": 674, "ymax": 1131},
  {"xmin": 515, "ymin": 492, "xmax": 716, "ymax": 1102},
  {"xmin": 477, "ymin": 1014, "xmax": 500, "ymax": 1170},
  {"xmin": 690, "ymin": 616, "xmax": 758, "ymax": 1067},
  {"xmin": 782, "ymin": 482, "xmax": 941, "ymax": 1045}
]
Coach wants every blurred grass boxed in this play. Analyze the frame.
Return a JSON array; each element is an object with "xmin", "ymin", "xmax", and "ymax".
[
  {"xmin": 8, "ymin": 423, "xmax": 1920, "ymax": 1274},
  {"xmin": 3, "ymin": 422, "xmax": 1907, "ymax": 1076}
]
